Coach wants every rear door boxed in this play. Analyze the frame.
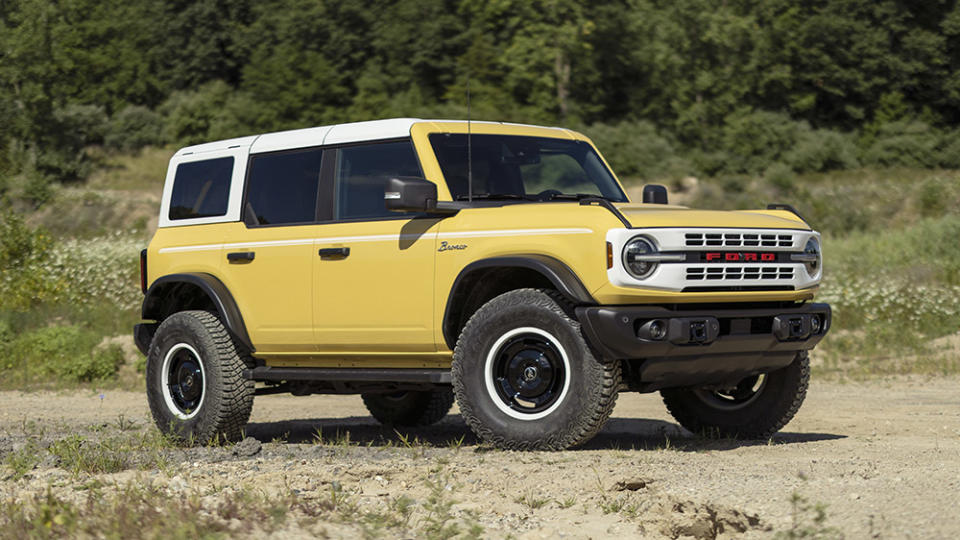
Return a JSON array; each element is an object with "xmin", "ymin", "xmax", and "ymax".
[
  {"xmin": 312, "ymin": 140, "xmax": 440, "ymax": 352},
  {"xmin": 218, "ymin": 147, "xmax": 327, "ymax": 353}
]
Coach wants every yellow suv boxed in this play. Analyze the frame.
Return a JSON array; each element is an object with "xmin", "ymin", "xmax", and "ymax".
[{"xmin": 135, "ymin": 118, "xmax": 830, "ymax": 450}]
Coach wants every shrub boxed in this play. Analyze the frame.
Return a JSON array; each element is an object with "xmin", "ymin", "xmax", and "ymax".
[
  {"xmin": 59, "ymin": 344, "xmax": 126, "ymax": 383},
  {"xmin": 719, "ymin": 109, "xmax": 802, "ymax": 175},
  {"xmin": 0, "ymin": 211, "xmax": 52, "ymax": 266},
  {"xmin": 105, "ymin": 106, "xmax": 166, "ymax": 151},
  {"xmin": 786, "ymin": 129, "xmax": 860, "ymax": 173},
  {"xmin": 582, "ymin": 121, "xmax": 690, "ymax": 180},
  {"xmin": 35, "ymin": 104, "xmax": 109, "ymax": 182},
  {"xmin": 0, "ymin": 325, "xmax": 123, "ymax": 387},
  {"xmin": 0, "ymin": 212, "xmax": 62, "ymax": 310},
  {"xmin": 861, "ymin": 120, "xmax": 942, "ymax": 168},
  {"xmin": 764, "ymin": 162, "xmax": 796, "ymax": 192},
  {"xmin": 159, "ymin": 81, "xmax": 239, "ymax": 146}
]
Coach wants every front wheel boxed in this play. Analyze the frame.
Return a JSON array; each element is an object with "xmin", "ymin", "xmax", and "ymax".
[
  {"xmin": 452, "ymin": 289, "xmax": 620, "ymax": 450},
  {"xmin": 145, "ymin": 310, "xmax": 254, "ymax": 444},
  {"xmin": 660, "ymin": 351, "xmax": 810, "ymax": 439}
]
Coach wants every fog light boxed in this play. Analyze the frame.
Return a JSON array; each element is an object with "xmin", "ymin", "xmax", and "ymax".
[
  {"xmin": 638, "ymin": 319, "xmax": 669, "ymax": 341},
  {"xmin": 811, "ymin": 315, "xmax": 821, "ymax": 334},
  {"xmin": 649, "ymin": 320, "xmax": 666, "ymax": 340}
]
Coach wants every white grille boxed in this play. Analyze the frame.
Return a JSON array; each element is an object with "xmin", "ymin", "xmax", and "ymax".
[
  {"xmin": 685, "ymin": 232, "xmax": 794, "ymax": 248},
  {"xmin": 686, "ymin": 266, "xmax": 794, "ymax": 281}
]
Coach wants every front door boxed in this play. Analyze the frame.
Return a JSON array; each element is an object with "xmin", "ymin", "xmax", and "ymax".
[{"xmin": 312, "ymin": 140, "xmax": 439, "ymax": 353}]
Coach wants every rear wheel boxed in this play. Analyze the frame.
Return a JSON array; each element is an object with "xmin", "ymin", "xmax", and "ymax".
[
  {"xmin": 660, "ymin": 351, "xmax": 810, "ymax": 439},
  {"xmin": 452, "ymin": 289, "xmax": 620, "ymax": 450},
  {"xmin": 361, "ymin": 390, "xmax": 455, "ymax": 426},
  {"xmin": 146, "ymin": 310, "xmax": 254, "ymax": 444}
]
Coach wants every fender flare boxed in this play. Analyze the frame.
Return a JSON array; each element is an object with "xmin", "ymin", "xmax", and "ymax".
[
  {"xmin": 442, "ymin": 255, "xmax": 596, "ymax": 348},
  {"xmin": 142, "ymin": 273, "xmax": 254, "ymax": 352}
]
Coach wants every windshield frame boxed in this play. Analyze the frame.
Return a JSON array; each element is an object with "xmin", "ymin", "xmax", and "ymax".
[{"xmin": 420, "ymin": 128, "xmax": 628, "ymax": 204}]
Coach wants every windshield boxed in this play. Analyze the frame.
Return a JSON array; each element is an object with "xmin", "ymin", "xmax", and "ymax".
[{"xmin": 428, "ymin": 134, "xmax": 627, "ymax": 202}]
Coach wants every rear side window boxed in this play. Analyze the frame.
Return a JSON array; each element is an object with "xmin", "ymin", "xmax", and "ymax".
[
  {"xmin": 168, "ymin": 157, "xmax": 233, "ymax": 220},
  {"xmin": 245, "ymin": 148, "xmax": 323, "ymax": 226},
  {"xmin": 334, "ymin": 141, "xmax": 422, "ymax": 220}
]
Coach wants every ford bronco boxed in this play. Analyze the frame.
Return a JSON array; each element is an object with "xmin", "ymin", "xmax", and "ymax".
[{"xmin": 135, "ymin": 118, "xmax": 830, "ymax": 450}]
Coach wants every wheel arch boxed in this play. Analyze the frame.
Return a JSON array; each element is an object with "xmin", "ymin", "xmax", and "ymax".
[
  {"xmin": 141, "ymin": 273, "xmax": 254, "ymax": 352},
  {"xmin": 442, "ymin": 255, "xmax": 596, "ymax": 350}
]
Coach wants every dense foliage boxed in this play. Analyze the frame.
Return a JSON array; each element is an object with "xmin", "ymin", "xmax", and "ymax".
[{"xmin": 4, "ymin": 0, "xmax": 960, "ymax": 189}]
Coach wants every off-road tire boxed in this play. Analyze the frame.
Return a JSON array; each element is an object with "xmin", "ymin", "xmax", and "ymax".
[
  {"xmin": 660, "ymin": 351, "xmax": 810, "ymax": 439},
  {"xmin": 146, "ymin": 310, "xmax": 254, "ymax": 445},
  {"xmin": 361, "ymin": 390, "xmax": 455, "ymax": 426},
  {"xmin": 452, "ymin": 288, "xmax": 620, "ymax": 450}
]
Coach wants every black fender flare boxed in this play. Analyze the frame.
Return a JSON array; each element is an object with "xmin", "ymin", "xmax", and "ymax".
[
  {"xmin": 442, "ymin": 255, "xmax": 596, "ymax": 349},
  {"xmin": 141, "ymin": 273, "xmax": 254, "ymax": 352}
]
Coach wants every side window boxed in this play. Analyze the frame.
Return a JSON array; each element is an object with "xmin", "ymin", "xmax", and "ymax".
[
  {"xmin": 169, "ymin": 157, "xmax": 233, "ymax": 220},
  {"xmin": 334, "ymin": 140, "xmax": 422, "ymax": 220},
  {"xmin": 245, "ymin": 148, "xmax": 323, "ymax": 226}
]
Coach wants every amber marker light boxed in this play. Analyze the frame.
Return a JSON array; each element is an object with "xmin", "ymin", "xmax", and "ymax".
[{"xmin": 606, "ymin": 242, "xmax": 613, "ymax": 269}]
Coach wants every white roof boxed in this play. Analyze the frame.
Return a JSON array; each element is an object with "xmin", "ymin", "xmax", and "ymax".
[{"xmin": 173, "ymin": 118, "xmax": 570, "ymax": 157}]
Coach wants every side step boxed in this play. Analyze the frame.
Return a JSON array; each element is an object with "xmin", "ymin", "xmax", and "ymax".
[{"xmin": 243, "ymin": 366, "xmax": 452, "ymax": 384}]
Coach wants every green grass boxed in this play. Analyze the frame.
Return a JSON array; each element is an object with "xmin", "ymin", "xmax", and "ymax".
[{"xmin": 815, "ymin": 215, "xmax": 960, "ymax": 375}]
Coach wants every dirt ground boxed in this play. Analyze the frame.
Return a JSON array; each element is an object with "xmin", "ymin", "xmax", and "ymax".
[{"xmin": 1, "ymin": 377, "xmax": 959, "ymax": 539}]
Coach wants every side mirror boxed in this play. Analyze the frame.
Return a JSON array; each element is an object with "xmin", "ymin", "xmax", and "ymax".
[
  {"xmin": 385, "ymin": 177, "xmax": 440, "ymax": 212},
  {"xmin": 642, "ymin": 184, "xmax": 668, "ymax": 204}
]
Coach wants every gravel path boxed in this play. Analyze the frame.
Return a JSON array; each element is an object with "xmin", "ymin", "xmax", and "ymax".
[{"xmin": 1, "ymin": 377, "xmax": 958, "ymax": 538}]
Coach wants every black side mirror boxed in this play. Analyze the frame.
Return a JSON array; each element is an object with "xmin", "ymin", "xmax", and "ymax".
[
  {"xmin": 642, "ymin": 184, "xmax": 668, "ymax": 204},
  {"xmin": 385, "ymin": 177, "xmax": 441, "ymax": 212}
]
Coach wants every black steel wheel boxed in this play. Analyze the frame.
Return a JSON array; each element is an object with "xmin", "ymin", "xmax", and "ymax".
[
  {"xmin": 162, "ymin": 343, "xmax": 206, "ymax": 418},
  {"xmin": 452, "ymin": 288, "xmax": 620, "ymax": 450},
  {"xmin": 146, "ymin": 311, "xmax": 254, "ymax": 444},
  {"xmin": 361, "ymin": 389, "xmax": 455, "ymax": 426},
  {"xmin": 661, "ymin": 352, "xmax": 810, "ymax": 439},
  {"xmin": 489, "ymin": 330, "xmax": 567, "ymax": 415}
]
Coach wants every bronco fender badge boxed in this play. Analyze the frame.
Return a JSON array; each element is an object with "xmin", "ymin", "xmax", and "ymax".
[{"xmin": 438, "ymin": 241, "xmax": 467, "ymax": 252}]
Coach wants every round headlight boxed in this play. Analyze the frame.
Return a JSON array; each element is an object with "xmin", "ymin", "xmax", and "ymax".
[
  {"xmin": 802, "ymin": 238, "xmax": 821, "ymax": 277},
  {"xmin": 622, "ymin": 236, "xmax": 658, "ymax": 279}
]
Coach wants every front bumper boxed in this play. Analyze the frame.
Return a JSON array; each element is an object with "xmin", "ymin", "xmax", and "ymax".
[{"xmin": 576, "ymin": 303, "xmax": 830, "ymax": 392}]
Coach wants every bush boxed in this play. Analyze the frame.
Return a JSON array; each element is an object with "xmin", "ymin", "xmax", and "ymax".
[
  {"xmin": 35, "ymin": 104, "xmax": 109, "ymax": 182},
  {"xmin": 861, "ymin": 120, "xmax": 942, "ymax": 168},
  {"xmin": 159, "ymin": 81, "xmax": 251, "ymax": 146},
  {"xmin": 764, "ymin": 162, "xmax": 796, "ymax": 192},
  {"xmin": 0, "ymin": 211, "xmax": 52, "ymax": 266},
  {"xmin": 60, "ymin": 344, "xmax": 126, "ymax": 383},
  {"xmin": 105, "ymin": 106, "xmax": 166, "ymax": 151},
  {"xmin": 582, "ymin": 121, "xmax": 690, "ymax": 180},
  {"xmin": 0, "ymin": 212, "xmax": 63, "ymax": 310},
  {"xmin": 786, "ymin": 129, "xmax": 860, "ymax": 173},
  {"xmin": 0, "ymin": 325, "xmax": 123, "ymax": 387},
  {"xmin": 719, "ymin": 109, "xmax": 802, "ymax": 175}
]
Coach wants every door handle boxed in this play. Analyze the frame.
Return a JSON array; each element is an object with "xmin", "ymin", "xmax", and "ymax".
[
  {"xmin": 227, "ymin": 251, "xmax": 255, "ymax": 263},
  {"xmin": 318, "ymin": 247, "xmax": 350, "ymax": 259}
]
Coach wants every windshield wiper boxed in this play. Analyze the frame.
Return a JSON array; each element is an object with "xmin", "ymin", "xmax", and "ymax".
[
  {"xmin": 455, "ymin": 193, "xmax": 538, "ymax": 201},
  {"xmin": 545, "ymin": 193, "xmax": 611, "ymax": 201}
]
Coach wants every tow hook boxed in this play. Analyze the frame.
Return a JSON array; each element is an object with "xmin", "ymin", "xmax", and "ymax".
[{"xmin": 773, "ymin": 314, "xmax": 824, "ymax": 341}]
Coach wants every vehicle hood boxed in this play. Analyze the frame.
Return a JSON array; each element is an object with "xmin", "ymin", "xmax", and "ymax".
[{"xmin": 614, "ymin": 203, "xmax": 810, "ymax": 230}]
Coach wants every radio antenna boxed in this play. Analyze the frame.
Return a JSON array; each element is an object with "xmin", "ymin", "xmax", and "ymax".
[{"xmin": 467, "ymin": 72, "xmax": 473, "ymax": 203}]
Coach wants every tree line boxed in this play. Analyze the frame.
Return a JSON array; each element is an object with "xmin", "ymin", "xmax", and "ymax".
[{"xmin": 3, "ymin": 0, "xmax": 960, "ymax": 198}]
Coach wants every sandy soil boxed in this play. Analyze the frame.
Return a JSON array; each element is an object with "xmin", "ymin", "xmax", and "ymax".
[{"xmin": 1, "ymin": 377, "xmax": 958, "ymax": 538}]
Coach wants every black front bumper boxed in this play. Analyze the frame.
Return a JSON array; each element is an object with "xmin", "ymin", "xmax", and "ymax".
[{"xmin": 576, "ymin": 303, "xmax": 831, "ymax": 392}]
